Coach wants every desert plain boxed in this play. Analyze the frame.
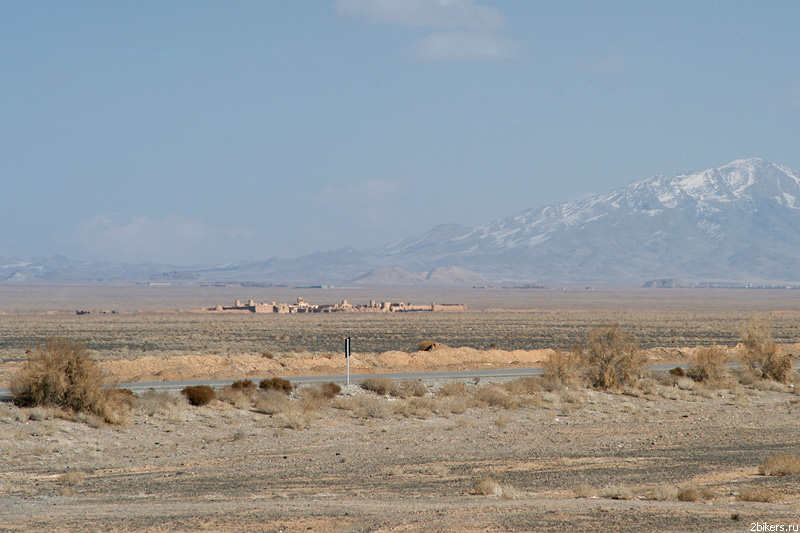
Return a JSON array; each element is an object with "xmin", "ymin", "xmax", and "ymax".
[{"xmin": 0, "ymin": 285, "xmax": 799, "ymax": 532}]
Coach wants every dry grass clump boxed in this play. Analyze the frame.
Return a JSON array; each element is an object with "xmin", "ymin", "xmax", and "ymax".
[
  {"xmin": 9, "ymin": 336, "xmax": 130, "ymax": 424},
  {"xmin": 360, "ymin": 376, "xmax": 397, "ymax": 396},
  {"xmin": 737, "ymin": 487, "xmax": 780, "ymax": 503},
  {"xmin": 472, "ymin": 385, "xmax": 518, "ymax": 410},
  {"xmin": 677, "ymin": 488, "xmax": 700, "ymax": 501},
  {"xmin": 217, "ymin": 387, "xmax": 254, "ymax": 410},
  {"xmin": 600, "ymin": 484, "xmax": 636, "ymax": 500},
  {"xmin": 296, "ymin": 382, "xmax": 342, "ymax": 412},
  {"xmin": 259, "ymin": 377, "xmax": 294, "ymax": 394},
  {"xmin": 253, "ymin": 390, "xmax": 292, "ymax": 415},
  {"xmin": 437, "ymin": 381, "xmax": 469, "ymax": 397},
  {"xmin": 57, "ymin": 471, "xmax": 85, "ymax": 487},
  {"xmin": 581, "ymin": 325, "xmax": 646, "ymax": 390},
  {"xmin": 181, "ymin": 385, "xmax": 215, "ymax": 406},
  {"xmin": 502, "ymin": 377, "xmax": 543, "ymax": 396},
  {"xmin": 470, "ymin": 477, "xmax": 522, "ymax": 499},
  {"xmin": 644, "ymin": 484, "xmax": 678, "ymax": 501},
  {"xmin": 396, "ymin": 380, "xmax": 428, "ymax": 398},
  {"xmin": 740, "ymin": 314, "xmax": 794, "ymax": 384},
  {"xmin": 759, "ymin": 454, "xmax": 800, "ymax": 476},
  {"xmin": 436, "ymin": 396, "xmax": 468, "ymax": 415}
]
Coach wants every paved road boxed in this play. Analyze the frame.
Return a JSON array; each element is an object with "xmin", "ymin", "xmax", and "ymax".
[{"xmin": 0, "ymin": 364, "xmax": 689, "ymax": 400}]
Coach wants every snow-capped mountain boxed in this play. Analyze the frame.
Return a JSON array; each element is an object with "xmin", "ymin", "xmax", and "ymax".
[
  {"xmin": 5, "ymin": 158, "xmax": 800, "ymax": 285},
  {"xmin": 373, "ymin": 158, "xmax": 800, "ymax": 283}
]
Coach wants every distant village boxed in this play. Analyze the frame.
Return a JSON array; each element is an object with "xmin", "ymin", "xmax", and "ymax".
[{"xmin": 208, "ymin": 298, "xmax": 466, "ymax": 314}]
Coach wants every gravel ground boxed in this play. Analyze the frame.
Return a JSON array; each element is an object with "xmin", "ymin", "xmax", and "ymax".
[{"xmin": 1, "ymin": 372, "xmax": 799, "ymax": 532}]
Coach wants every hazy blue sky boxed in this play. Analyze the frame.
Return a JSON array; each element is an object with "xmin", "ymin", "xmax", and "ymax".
[{"xmin": 3, "ymin": 1, "xmax": 799, "ymax": 265}]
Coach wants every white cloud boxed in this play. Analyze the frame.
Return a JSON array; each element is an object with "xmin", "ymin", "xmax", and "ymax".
[
  {"xmin": 413, "ymin": 31, "xmax": 519, "ymax": 62},
  {"xmin": 73, "ymin": 213, "xmax": 253, "ymax": 265},
  {"xmin": 578, "ymin": 54, "xmax": 632, "ymax": 73},
  {"xmin": 338, "ymin": 0, "xmax": 519, "ymax": 62},
  {"xmin": 336, "ymin": 0, "xmax": 506, "ymax": 31}
]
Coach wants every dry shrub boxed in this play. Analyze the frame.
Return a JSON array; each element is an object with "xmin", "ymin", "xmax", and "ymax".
[
  {"xmin": 644, "ymin": 484, "xmax": 678, "ymax": 501},
  {"xmin": 217, "ymin": 387, "xmax": 253, "ymax": 410},
  {"xmin": 541, "ymin": 348, "xmax": 582, "ymax": 385},
  {"xmin": 437, "ymin": 382, "xmax": 468, "ymax": 397},
  {"xmin": 573, "ymin": 483, "xmax": 598, "ymax": 498},
  {"xmin": 254, "ymin": 390, "xmax": 292, "ymax": 415},
  {"xmin": 275, "ymin": 408, "xmax": 312, "ymax": 430},
  {"xmin": 230, "ymin": 379, "xmax": 256, "ymax": 390},
  {"xmin": 181, "ymin": 385, "xmax": 215, "ymax": 406},
  {"xmin": 677, "ymin": 488, "xmax": 699, "ymax": 502},
  {"xmin": 687, "ymin": 346, "xmax": 728, "ymax": 383},
  {"xmin": 57, "ymin": 471, "xmax": 85, "ymax": 487},
  {"xmin": 470, "ymin": 477, "xmax": 521, "ymax": 499},
  {"xmin": 740, "ymin": 314, "xmax": 794, "ymax": 384},
  {"xmin": 259, "ymin": 377, "xmax": 294, "ymax": 394},
  {"xmin": 361, "ymin": 376, "xmax": 397, "ymax": 396},
  {"xmin": 9, "ymin": 336, "xmax": 130, "ymax": 425},
  {"xmin": 353, "ymin": 396, "xmax": 392, "ymax": 419},
  {"xmin": 296, "ymin": 383, "xmax": 341, "ymax": 412},
  {"xmin": 137, "ymin": 390, "xmax": 186, "ymax": 417},
  {"xmin": 394, "ymin": 396, "xmax": 436, "ymax": 419},
  {"xmin": 583, "ymin": 325, "xmax": 645, "ymax": 390},
  {"xmin": 396, "ymin": 380, "xmax": 428, "ymax": 398},
  {"xmin": 601, "ymin": 484, "xmax": 636, "ymax": 500},
  {"xmin": 436, "ymin": 396, "xmax": 467, "ymax": 415},
  {"xmin": 701, "ymin": 488, "xmax": 716, "ymax": 500},
  {"xmin": 669, "ymin": 366, "xmax": 686, "ymax": 377},
  {"xmin": 473, "ymin": 385, "xmax": 518, "ymax": 409},
  {"xmin": 738, "ymin": 487, "xmax": 780, "ymax": 503},
  {"xmin": 503, "ymin": 377, "xmax": 543, "ymax": 396},
  {"xmin": 759, "ymin": 454, "xmax": 800, "ymax": 476}
]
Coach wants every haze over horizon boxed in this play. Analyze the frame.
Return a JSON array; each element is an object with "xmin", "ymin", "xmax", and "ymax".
[{"xmin": 3, "ymin": 1, "xmax": 799, "ymax": 266}]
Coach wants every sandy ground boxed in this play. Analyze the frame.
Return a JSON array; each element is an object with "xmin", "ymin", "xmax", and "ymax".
[{"xmin": 1, "ymin": 359, "xmax": 799, "ymax": 532}]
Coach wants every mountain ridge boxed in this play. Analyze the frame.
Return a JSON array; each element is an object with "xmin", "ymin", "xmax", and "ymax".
[{"xmin": 4, "ymin": 158, "xmax": 800, "ymax": 285}]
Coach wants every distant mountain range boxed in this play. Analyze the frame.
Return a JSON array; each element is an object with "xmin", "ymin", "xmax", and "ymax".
[{"xmin": 4, "ymin": 158, "xmax": 800, "ymax": 286}]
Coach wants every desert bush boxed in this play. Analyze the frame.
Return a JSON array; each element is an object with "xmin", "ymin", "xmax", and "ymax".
[
  {"xmin": 437, "ymin": 381, "xmax": 468, "ymax": 397},
  {"xmin": 669, "ymin": 366, "xmax": 686, "ymax": 377},
  {"xmin": 472, "ymin": 385, "xmax": 518, "ymax": 409},
  {"xmin": 435, "ymin": 396, "xmax": 468, "ymax": 415},
  {"xmin": 9, "ymin": 336, "xmax": 129, "ymax": 424},
  {"xmin": 677, "ymin": 487, "xmax": 699, "ymax": 502},
  {"xmin": 351, "ymin": 396, "xmax": 392, "ymax": 419},
  {"xmin": 230, "ymin": 379, "xmax": 256, "ymax": 390},
  {"xmin": 687, "ymin": 346, "xmax": 728, "ymax": 383},
  {"xmin": 181, "ymin": 385, "xmax": 215, "ymax": 406},
  {"xmin": 600, "ymin": 484, "xmax": 636, "ymax": 500},
  {"xmin": 737, "ymin": 487, "xmax": 780, "ymax": 503},
  {"xmin": 418, "ymin": 340, "xmax": 440, "ymax": 352},
  {"xmin": 394, "ymin": 396, "xmax": 436, "ymax": 419},
  {"xmin": 541, "ymin": 348, "xmax": 582, "ymax": 385},
  {"xmin": 573, "ymin": 483, "xmax": 598, "ymax": 498},
  {"xmin": 296, "ymin": 383, "xmax": 341, "ymax": 412},
  {"xmin": 396, "ymin": 380, "xmax": 428, "ymax": 398},
  {"xmin": 259, "ymin": 377, "xmax": 294, "ymax": 394},
  {"xmin": 503, "ymin": 377, "xmax": 543, "ymax": 396},
  {"xmin": 583, "ymin": 325, "xmax": 645, "ymax": 390},
  {"xmin": 57, "ymin": 471, "xmax": 85, "ymax": 487},
  {"xmin": 740, "ymin": 314, "xmax": 793, "ymax": 384},
  {"xmin": 759, "ymin": 454, "xmax": 800, "ymax": 476},
  {"xmin": 360, "ymin": 376, "xmax": 397, "ymax": 396}
]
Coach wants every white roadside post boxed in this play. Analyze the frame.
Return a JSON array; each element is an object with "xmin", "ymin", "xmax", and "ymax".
[{"xmin": 345, "ymin": 336, "xmax": 351, "ymax": 387}]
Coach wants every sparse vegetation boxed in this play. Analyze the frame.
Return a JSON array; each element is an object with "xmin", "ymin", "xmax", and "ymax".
[
  {"xmin": 470, "ymin": 477, "xmax": 521, "ymax": 498},
  {"xmin": 181, "ymin": 385, "xmax": 215, "ymax": 406},
  {"xmin": 740, "ymin": 314, "xmax": 794, "ymax": 383},
  {"xmin": 230, "ymin": 379, "xmax": 256, "ymax": 390},
  {"xmin": 9, "ymin": 336, "xmax": 130, "ymax": 424},
  {"xmin": 737, "ymin": 487, "xmax": 780, "ymax": 503},
  {"xmin": 541, "ymin": 348, "xmax": 582, "ymax": 385},
  {"xmin": 582, "ymin": 325, "xmax": 646, "ymax": 390}
]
